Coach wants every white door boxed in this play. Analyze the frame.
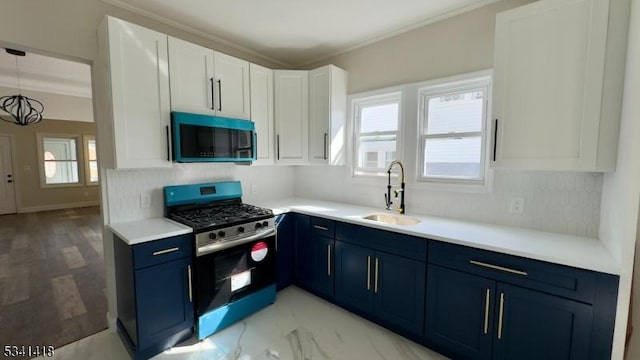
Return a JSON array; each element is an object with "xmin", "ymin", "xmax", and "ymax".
[
  {"xmin": 168, "ymin": 36, "xmax": 216, "ymax": 115},
  {"xmin": 0, "ymin": 135, "xmax": 17, "ymax": 215},
  {"xmin": 274, "ymin": 70, "xmax": 309, "ymax": 164},
  {"xmin": 213, "ymin": 51, "xmax": 251, "ymax": 119}
]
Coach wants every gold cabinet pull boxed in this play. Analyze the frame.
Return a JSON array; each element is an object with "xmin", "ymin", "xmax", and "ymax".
[
  {"xmin": 187, "ymin": 265, "xmax": 193, "ymax": 303},
  {"xmin": 152, "ymin": 247, "xmax": 179, "ymax": 256},
  {"xmin": 327, "ymin": 244, "xmax": 331, "ymax": 276},
  {"xmin": 367, "ymin": 256, "xmax": 371, "ymax": 290},
  {"xmin": 484, "ymin": 288, "xmax": 490, "ymax": 334},
  {"xmin": 314, "ymin": 225, "xmax": 329, "ymax": 231},
  {"xmin": 498, "ymin": 292, "xmax": 505, "ymax": 339},
  {"xmin": 374, "ymin": 258, "xmax": 379, "ymax": 293},
  {"xmin": 470, "ymin": 260, "xmax": 528, "ymax": 276}
]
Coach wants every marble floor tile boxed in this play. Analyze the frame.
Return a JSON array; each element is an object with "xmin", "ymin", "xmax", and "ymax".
[
  {"xmin": 0, "ymin": 253, "xmax": 9, "ymax": 278},
  {"xmin": 38, "ymin": 287, "xmax": 449, "ymax": 360},
  {"xmin": 11, "ymin": 234, "xmax": 29, "ymax": 250},
  {"xmin": 51, "ymin": 274, "xmax": 88, "ymax": 320}
]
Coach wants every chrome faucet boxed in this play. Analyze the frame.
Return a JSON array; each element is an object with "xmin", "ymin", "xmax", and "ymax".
[{"xmin": 385, "ymin": 160, "xmax": 405, "ymax": 214}]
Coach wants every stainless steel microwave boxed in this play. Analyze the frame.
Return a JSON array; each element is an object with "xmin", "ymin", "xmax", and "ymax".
[{"xmin": 171, "ymin": 112, "xmax": 256, "ymax": 163}]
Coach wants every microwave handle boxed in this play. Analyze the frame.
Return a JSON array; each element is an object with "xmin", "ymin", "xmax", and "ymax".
[{"xmin": 253, "ymin": 132, "xmax": 258, "ymax": 160}]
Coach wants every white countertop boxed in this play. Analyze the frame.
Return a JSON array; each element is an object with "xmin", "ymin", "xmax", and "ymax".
[
  {"xmin": 108, "ymin": 218, "xmax": 193, "ymax": 245},
  {"xmin": 255, "ymin": 198, "xmax": 621, "ymax": 275}
]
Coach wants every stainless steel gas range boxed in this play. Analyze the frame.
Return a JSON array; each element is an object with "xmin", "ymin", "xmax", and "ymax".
[{"xmin": 164, "ymin": 181, "xmax": 276, "ymax": 340}]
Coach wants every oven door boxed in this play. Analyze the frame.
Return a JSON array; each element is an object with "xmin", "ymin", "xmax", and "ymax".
[{"xmin": 195, "ymin": 231, "xmax": 276, "ymax": 315}]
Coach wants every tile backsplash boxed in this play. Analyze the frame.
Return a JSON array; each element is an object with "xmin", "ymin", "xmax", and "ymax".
[
  {"xmin": 294, "ymin": 166, "xmax": 602, "ymax": 238},
  {"xmin": 105, "ymin": 164, "xmax": 295, "ymax": 224}
]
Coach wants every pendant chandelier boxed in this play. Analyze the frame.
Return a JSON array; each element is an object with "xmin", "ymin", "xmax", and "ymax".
[{"xmin": 0, "ymin": 48, "xmax": 44, "ymax": 126}]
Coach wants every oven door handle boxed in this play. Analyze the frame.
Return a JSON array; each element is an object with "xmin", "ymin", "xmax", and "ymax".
[{"xmin": 197, "ymin": 228, "xmax": 276, "ymax": 256}]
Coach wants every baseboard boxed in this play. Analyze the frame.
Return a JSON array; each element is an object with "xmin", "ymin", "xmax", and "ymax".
[{"xmin": 18, "ymin": 201, "xmax": 100, "ymax": 213}]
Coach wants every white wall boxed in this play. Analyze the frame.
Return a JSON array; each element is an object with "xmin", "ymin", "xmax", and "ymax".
[
  {"xmin": 0, "ymin": 86, "xmax": 94, "ymax": 122},
  {"xmin": 602, "ymin": 0, "xmax": 640, "ymax": 358}
]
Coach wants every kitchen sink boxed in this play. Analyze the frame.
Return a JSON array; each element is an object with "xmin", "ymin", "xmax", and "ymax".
[{"xmin": 361, "ymin": 213, "xmax": 421, "ymax": 226}]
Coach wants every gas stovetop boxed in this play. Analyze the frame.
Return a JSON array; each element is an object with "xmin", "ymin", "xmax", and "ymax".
[{"xmin": 168, "ymin": 201, "xmax": 273, "ymax": 232}]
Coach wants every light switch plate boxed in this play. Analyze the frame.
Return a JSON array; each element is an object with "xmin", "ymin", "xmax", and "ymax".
[{"xmin": 140, "ymin": 193, "xmax": 151, "ymax": 208}]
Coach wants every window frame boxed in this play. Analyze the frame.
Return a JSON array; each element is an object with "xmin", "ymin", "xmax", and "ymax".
[
  {"xmin": 417, "ymin": 72, "xmax": 492, "ymax": 188},
  {"xmin": 37, "ymin": 133, "xmax": 84, "ymax": 188},
  {"xmin": 83, "ymin": 134, "xmax": 99, "ymax": 186},
  {"xmin": 350, "ymin": 89, "xmax": 403, "ymax": 178}
]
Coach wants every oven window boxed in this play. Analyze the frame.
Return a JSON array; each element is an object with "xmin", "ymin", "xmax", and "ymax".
[{"xmin": 180, "ymin": 124, "xmax": 253, "ymax": 159}]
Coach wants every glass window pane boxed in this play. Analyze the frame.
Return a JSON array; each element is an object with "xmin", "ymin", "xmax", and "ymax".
[
  {"xmin": 358, "ymin": 135, "xmax": 396, "ymax": 169},
  {"xmin": 44, "ymin": 161, "xmax": 79, "ymax": 184},
  {"xmin": 423, "ymin": 136, "xmax": 482, "ymax": 179},
  {"xmin": 90, "ymin": 161, "xmax": 99, "ymax": 183},
  {"xmin": 43, "ymin": 137, "xmax": 77, "ymax": 160},
  {"xmin": 426, "ymin": 89, "xmax": 485, "ymax": 135},
  {"xmin": 360, "ymin": 103, "xmax": 399, "ymax": 133},
  {"xmin": 88, "ymin": 139, "xmax": 97, "ymax": 161}
]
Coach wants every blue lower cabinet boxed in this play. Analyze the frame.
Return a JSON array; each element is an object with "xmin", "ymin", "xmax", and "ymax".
[
  {"xmin": 276, "ymin": 214, "xmax": 295, "ymax": 291},
  {"xmin": 311, "ymin": 233, "xmax": 334, "ymax": 298},
  {"xmin": 426, "ymin": 264, "xmax": 595, "ymax": 360},
  {"xmin": 426, "ymin": 265, "xmax": 495, "ymax": 360},
  {"xmin": 114, "ymin": 234, "xmax": 194, "ymax": 360},
  {"xmin": 335, "ymin": 240, "xmax": 426, "ymax": 337},
  {"xmin": 294, "ymin": 215, "xmax": 335, "ymax": 299},
  {"xmin": 493, "ymin": 283, "xmax": 593, "ymax": 360}
]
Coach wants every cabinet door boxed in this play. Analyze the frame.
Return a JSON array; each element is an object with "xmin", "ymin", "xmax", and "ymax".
[
  {"xmin": 107, "ymin": 17, "xmax": 171, "ymax": 169},
  {"xmin": 425, "ymin": 265, "xmax": 494, "ymax": 360},
  {"xmin": 274, "ymin": 70, "xmax": 309, "ymax": 164},
  {"xmin": 294, "ymin": 214, "xmax": 312, "ymax": 288},
  {"xmin": 493, "ymin": 283, "xmax": 593, "ymax": 360},
  {"xmin": 492, "ymin": 0, "xmax": 610, "ymax": 171},
  {"xmin": 334, "ymin": 240, "xmax": 374, "ymax": 315},
  {"xmin": 375, "ymin": 251, "xmax": 425, "ymax": 337},
  {"xmin": 308, "ymin": 65, "xmax": 347, "ymax": 165},
  {"xmin": 168, "ymin": 37, "xmax": 215, "ymax": 115},
  {"xmin": 250, "ymin": 64, "xmax": 275, "ymax": 165},
  {"xmin": 213, "ymin": 51, "xmax": 251, "ymax": 119},
  {"xmin": 311, "ymin": 233, "xmax": 334, "ymax": 298},
  {"xmin": 276, "ymin": 214, "xmax": 294, "ymax": 290},
  {"xmin": 135, "ymin": 257, "xmax": 193, "ymax": 348}
]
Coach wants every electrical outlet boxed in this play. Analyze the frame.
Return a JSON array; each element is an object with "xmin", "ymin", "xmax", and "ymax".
[
  {"xmin": 140, "ymin": 193, "xmax": 151, "ymax": 208},
  {"xmin": 250, "ymin": 184, "xmax": 258, "ymax": 195},
  {"xmin": 510, "ymin": 197, "xmax": 524, "ymax": 214}
]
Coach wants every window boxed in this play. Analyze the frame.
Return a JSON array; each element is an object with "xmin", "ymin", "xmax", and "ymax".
[
  {"xmin": 84, "ymin": 135, "xmax": 99, "ymax": 184},
  {"xmin": 37, "ymin": 133, "xmax": 99, "ymax": 187},
  {"xmin": 40, "ymin": 136, "xmax": 80, "ymax": 185},
  {"xmin": 352, "ymin": 91, "xmax": 402, "ymax": 176},
  {"xmin": 418, "ymin": 74, "xmax": 491, "ymax": 185}
]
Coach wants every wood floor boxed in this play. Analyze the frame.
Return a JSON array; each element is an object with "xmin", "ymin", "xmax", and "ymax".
[{"xmin": 0, "ymin": 207, "xmax": 107, "ymax": 358}]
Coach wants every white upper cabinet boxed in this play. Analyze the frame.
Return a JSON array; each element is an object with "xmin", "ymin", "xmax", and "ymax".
[
  {"xmin": 213, "ymin": 51, "xmax": 251, "ymax": 120},
  {"xmin": 491, "ymin": 0, "xmax": 629, "ymax": 171},
  {"xmin": 168, "ymin": 37, "xmax": 215, "ymax": 115},
  {"xmin": 98, "ymin": 16, "xmax": 171, "ymax": 169},
  {"xmin": 308, "ymin": 65, "xmax": 347, "ymax": 165},
  {"xmin": 168, "ymin": 38, "xmax": 251, "ymax": 120},
  {"xmin": 250, "ymin": 64, "xmax": 275, "ymax": 165},
  {"xmin": 274, "ymin": 70, "xmax": 309, "ymax": 164}
]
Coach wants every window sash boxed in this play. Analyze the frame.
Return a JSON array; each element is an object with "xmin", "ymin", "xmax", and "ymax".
[{"xmin": 418, "ymin": 77, "xmax": 489, "ymax": 184}]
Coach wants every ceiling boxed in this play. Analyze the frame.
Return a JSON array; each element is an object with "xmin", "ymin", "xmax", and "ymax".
[
  {"xmin": 0, "ymin": 49, "xmax": 92, "ymax": 98},
  {"xmin": 105, "ymin": 0, "xmax": 501, "ymax": 67}
]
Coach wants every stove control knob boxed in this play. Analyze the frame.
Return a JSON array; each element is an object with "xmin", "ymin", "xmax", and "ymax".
[
  {"xmin": 237, "ymin": 226, "xmax": 245, "ymax": 233},
  {"xmin": 217, "ymin": 231, "xmax": 225, "ymax": 238},
  {"xmin": 255, "ymin": 222, "xmax": 262, "ymax": 230},
  {"xmin": 208, "ymin": 233, "xmax": 217, "ymax": 240},
  {"xmin": 262, "ymin": 221, "xmax": 269, "ymax": 227}
]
